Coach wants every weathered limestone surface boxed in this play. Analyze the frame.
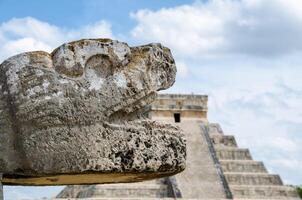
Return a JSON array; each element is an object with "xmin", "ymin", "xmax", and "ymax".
[
  {"xmin": 57, "ymin": 180, "xmax": 170, "ymax": 198},
  {"xmin": 173, "ymin": 121, "xmax": 226, "ymax": 199},
  {"xmin": 0, "ymin": 39, "xmax": 186, "ymax": 185}
]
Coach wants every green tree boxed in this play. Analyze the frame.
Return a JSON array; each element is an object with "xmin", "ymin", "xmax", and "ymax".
[{"xmin": 297, "ymin": 186, "xmax": 302, "ymax": 198}]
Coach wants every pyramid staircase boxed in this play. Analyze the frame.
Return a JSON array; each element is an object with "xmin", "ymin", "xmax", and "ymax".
[
  {"xmin": 55, "ymin": 178, "xmax": 178, "ymax": 199},
  {"xmin": 208, "ymin": 123, "xmax": 300, "ymax": 199}
]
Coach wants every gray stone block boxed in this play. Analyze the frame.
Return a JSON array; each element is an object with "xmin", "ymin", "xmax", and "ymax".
[
  {"xmin": 220, "ymin": 160, "xmax": 267, "ymax": 173},
  {"xmin": 215, "ymin": 147, "xmax": 252, "ymax": 160},
  {"xmin": 225, "ymin": 173, "xmax": 283, "ymax": 185},
  {"xmin": 211, "ymin": 135, "xmax": 238, "ymax": 147},
  {"xmin": 58, "ymin": 182, "xmax": 169, "ymax": 198},
  {"xmin": 230, "ymin": 185, "xmax": 301, "ymax": 199},
  {"xmin": 0, "ymin": 39, "xmax": 186, "ymax": 185}
]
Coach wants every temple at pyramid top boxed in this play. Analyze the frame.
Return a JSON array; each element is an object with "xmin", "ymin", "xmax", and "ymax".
[
  {"xmin": 56, "ymin": 94, "xmax": 300, "ymax": 200},
  {"xmin": 148, "ymin": 94, "xmax": 208, "ymax": 121}
]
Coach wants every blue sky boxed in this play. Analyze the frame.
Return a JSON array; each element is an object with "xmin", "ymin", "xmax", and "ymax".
[
  {"xmin": 1, "ymin": 0, "xmax": 302, "ymax": 199},
  {"xmin": 0, "ymin": 0, "xmax": 195, "ymax": 33}
]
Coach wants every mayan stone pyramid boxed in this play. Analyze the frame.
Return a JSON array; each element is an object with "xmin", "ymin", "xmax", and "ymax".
[{"xmin": 55, "ymin": 94, "xmax": 300, "ymax": 199}]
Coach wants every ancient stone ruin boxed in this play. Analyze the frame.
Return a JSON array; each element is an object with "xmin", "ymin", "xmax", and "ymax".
[
  {"xmin": 0, "ymin": 38, "xmax": 300, "ymax": 200},
  {"xmin": 0, "ymin": 39, "xmax": 186, "ymax": 189},
  {"xmin": 56, "ymin": 94, "xmax": 301, "ymax": 200}
]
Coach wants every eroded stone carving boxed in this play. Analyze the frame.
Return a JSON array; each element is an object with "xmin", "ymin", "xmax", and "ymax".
[{"xmin": 0, "ymin": 39, "xmax": 186, "ymax": 185}]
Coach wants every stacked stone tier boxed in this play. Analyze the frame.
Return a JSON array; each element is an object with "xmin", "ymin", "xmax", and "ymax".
[
  {"xmin": 230, "ymin": 185, "xmax": 301, "ymax": 199},
  {"xmin": 209, "ymin": 124, "xmax": 300, "ymax": 199},
  {"xmin": 56, "ymin": 180, "xmax": 172, "ymax": 199},
  {"xmin": 215, "ymin": 147, "xmax": 253, "ymax": 160},
  {"xmin": 224, "ymin": 173, "xmax": 283, "ymax": 185},
  {"xmin": 82, "ymin": 183, "xmax": 169, "ymax": 198},
  {"xmin": 220, "ymin": 160, "xmax": 267, "ymax": 173}
]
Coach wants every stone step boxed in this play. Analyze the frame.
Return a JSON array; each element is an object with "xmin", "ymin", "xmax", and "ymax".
[
  {"xmin": 208, "ymin": 123, "xmax": 224, "ymax": 135},
  {"xmin": 230, "ymin": 185, "xmax": 300, "ymax": 199},
  {"xmin": 220, "ymin": 160, "xmax": 267, "ymax": 173},
  {"xmin": 225, "ymin": 173, "xmax": 283, "ymax": 186},
  {"xmin": 211, "ymin": 134, "xmax": 237, "ymax": 147},
  {"xmin": 54, "ymin": 198, "xmax": 177, "ymax": 200},
  {"xmin": 234, "ymin": 199, "xmax": 301, "ymax": 200},
  {"xmin": 57, "ymin": 183, "xmax": 169, "ymax": 198},
  {"xmin": 215, "ymin": 147, "xmax": 252, "ymax": 160},
  {"xmin": 51, "ymin": 197, "xmax": 231, "ymax": 200},
  {"xmin": 80, "ymin": 184, "xmax": 169, "ymax": 198}
]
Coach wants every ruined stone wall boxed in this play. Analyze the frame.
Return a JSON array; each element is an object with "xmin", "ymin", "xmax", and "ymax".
[{"xmin": 149, "ymin": 94, "xmax": 208, "ymax": 122}]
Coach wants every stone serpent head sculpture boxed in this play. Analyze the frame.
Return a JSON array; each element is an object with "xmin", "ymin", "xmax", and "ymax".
[{"xmin": 0, "ymin": 39, "xmax": 186, "ymax": 185}]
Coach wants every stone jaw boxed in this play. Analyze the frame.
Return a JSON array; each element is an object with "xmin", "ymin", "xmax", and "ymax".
[{"xmin": 0, "ymin": 39, "xmax": 185, "ymax": 185}]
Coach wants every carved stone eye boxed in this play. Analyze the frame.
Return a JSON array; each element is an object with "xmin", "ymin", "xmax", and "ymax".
[
  {"xmin": 85, "ymin": 54, "xmax": 113, "ymax": 79},
  {"xmin": 55, "ymin": 61, "xmax": 84, "ymax": 78}
]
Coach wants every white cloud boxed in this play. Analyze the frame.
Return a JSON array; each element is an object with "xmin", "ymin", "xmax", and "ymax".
[
  {"xmin": 131, "ymin": 0, "xmax": 302, "ymax": 185},
  {"xmin": 0, "ymin": 17, "xmax": 113, "ymax": 61},
  {"xmin": 1, "ymin": 0, "xmax": 302, "ymax": 191},
  {"xmin": 175, "ymin": 60, "xmax": 189, "ymax": 78},
  {"xmin": 131, "ymin": 0, "xmax": 302, "ymax": 59},
  {"xmin": 198, "ymin": 64, "xmax": 302, "ymax": 184},
  {"xmin": 64, "ymin": 20, "xmax": 113, "ymax": 40}
]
